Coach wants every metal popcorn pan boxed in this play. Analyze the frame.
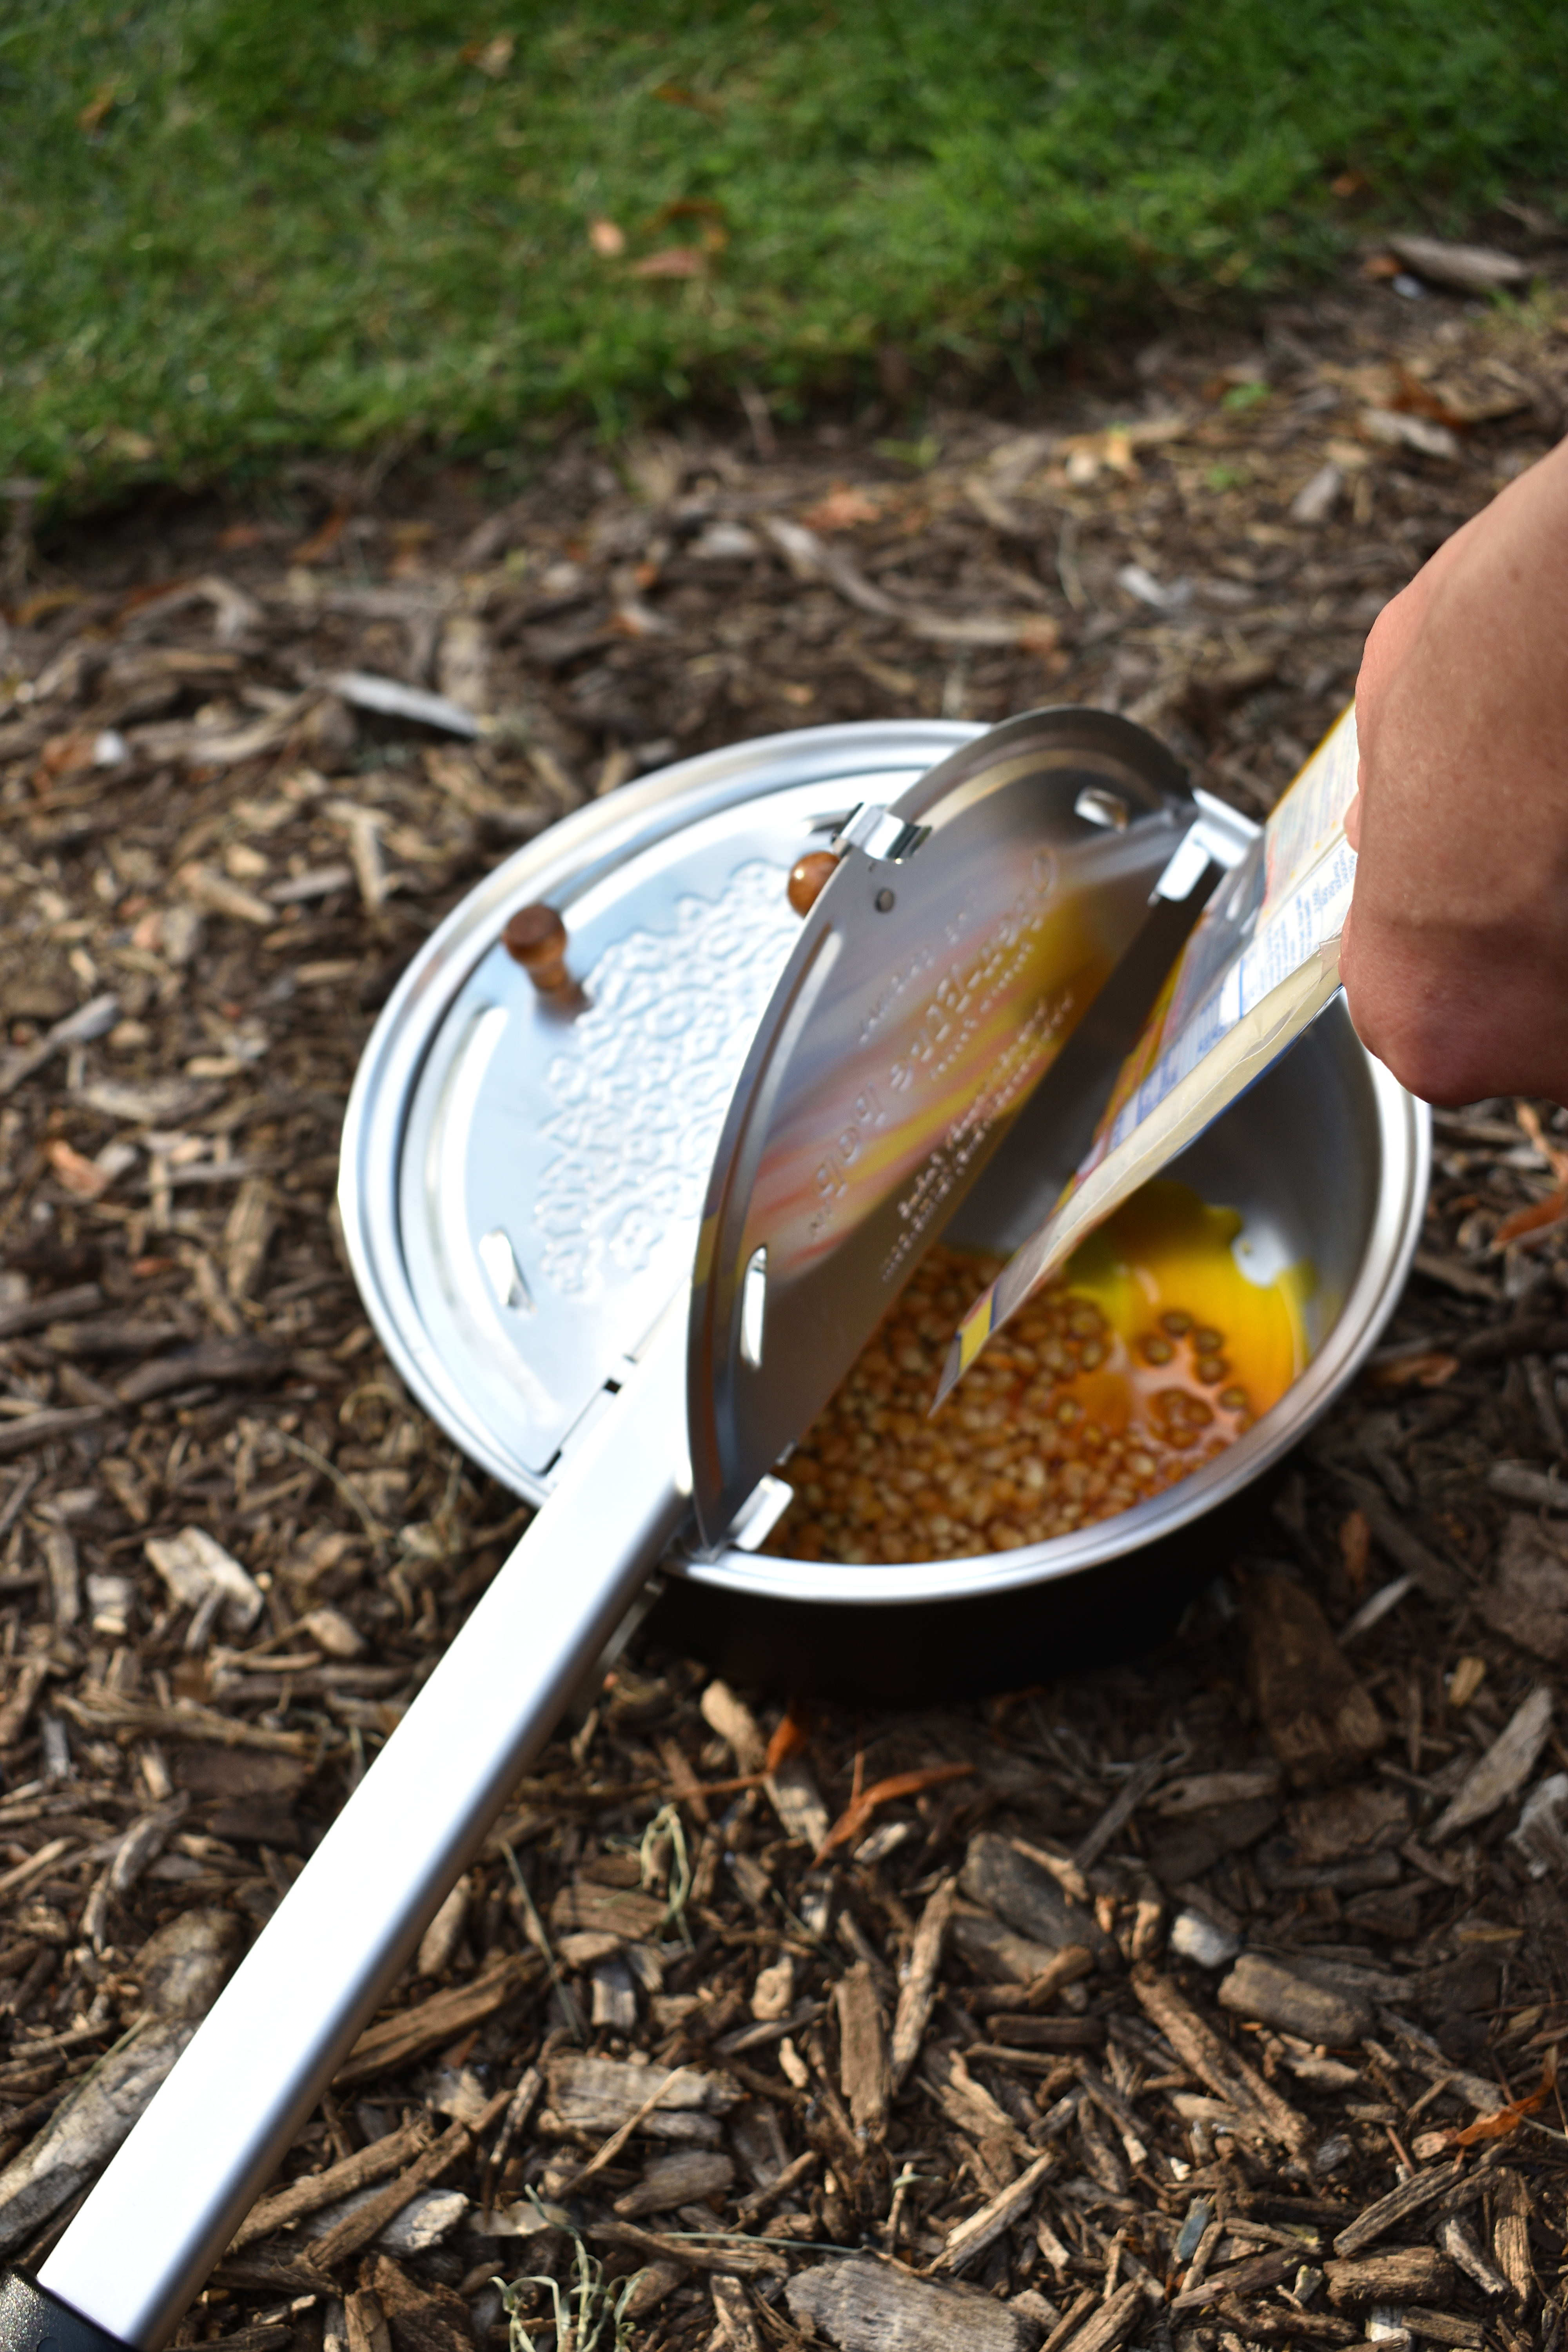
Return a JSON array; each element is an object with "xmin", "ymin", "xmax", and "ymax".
[{"xmin": 340, "ymin": 715, "xmax": 1428, "ymax": 1692}]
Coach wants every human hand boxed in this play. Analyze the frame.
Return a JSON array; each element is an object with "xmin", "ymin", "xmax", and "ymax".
[{"xmin": 1341, "ymin": 432, "xmax": 1568, "ymax": 1105}]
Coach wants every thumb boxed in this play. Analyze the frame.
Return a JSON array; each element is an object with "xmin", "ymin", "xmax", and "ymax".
[{"xmin": 1337, "ymin": 902, "xmax": 1365, "ymax": 1033}]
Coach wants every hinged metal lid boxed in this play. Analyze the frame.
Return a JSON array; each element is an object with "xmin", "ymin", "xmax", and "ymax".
[
  {"xmin": 686, "ymin": 707, "xmax": 1196, "ymax": 1543},
  {"xmin": 338, "ymin": 721, "xmax": 980, "ymax": 1504}
]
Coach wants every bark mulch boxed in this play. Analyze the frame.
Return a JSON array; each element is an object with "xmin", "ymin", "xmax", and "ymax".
[{"xmin": 0, "ymin": 265, "xmax": 1566, "ymax": 2352}]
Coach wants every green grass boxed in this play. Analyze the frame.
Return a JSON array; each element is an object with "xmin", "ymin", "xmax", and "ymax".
[{"xmin": 3, "ymin": 0, "xmax": 1566, "ymax": 512}]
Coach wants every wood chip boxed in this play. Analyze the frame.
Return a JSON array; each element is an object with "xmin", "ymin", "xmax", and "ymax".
[
  {"xmin": 1170, "ymin": 2247, "xmax": 1298, "ymax": 2313},
  {"xmin": 709, "ymin": 2274, "xmax": 763, "ymax": 2352},
  {"xmin": 586, "ymin": 2219, "xmax": 784, "ymax": 2278},
  {"xmin": 1218, "ymin": 1953, "xmax": 1370, "ymax": 2045},
  {"xmin": 1154, "ymin": 1766, "xmax": 1280, "ymax": 1815},
  {"xmin": 1431, "ymin": 1685, "xmax": 1554, "ymax": 1841},
  {"xmin": 1332, "ymin": 2157, "xmax": 1465, "ymax": 2256},
  {"xmin": 733, "ymin": 2145, "xmax": 818, "ymax": 2226},
  {"xmin": 0, "ymin": 994, "xmax": 119, "ymax": 1098},
  {"xmin": 699, "ymin": 1681, "xmax": 767, "ymax": 1775},
  {"xmin": 988, "ymin": 2013, "xmax": 1102, "ymax": 2052},
  {"xmin": 1131, "ymin": 1969, "xmax": 1310, "ymax": 2154},
  {"xmin": 765, "ymin": 1755, "xmax": 830, "ymax": 1851},
  {"xmin": 920, "ymin": 2047, "xmax": 1033, "ymax": 2159},
  {"xmin": 116, "ymin": 1335, "xmax": 287, "ymax": 1404},
  {"xmin": 1055, "ymin": 2277, "xmax": 1148, "ymax": 2352},
  {"xmin": 762, "ymin": 518, "xmax": 1056, "ymax": 650},
  {"xmin": 959, "ymin": 1833, "xmax": 1115, "ymax": 1966},
  {"xmin": 1488, "ymin": 1461, "xmax": 1568, "ymax": 1508},
  {"xmin": 1335, "ymin": 1478, "xmax": 1463, "ymax": 1604},
  {"xmin": 325, "ymin": 672, "xmax": 481, "ymax": 739},
  {"xmin": 145, "ymin": 1526, "xmax": 264, "ymax": 1635},
  {"xmin": 834, "ymin": 1962, "xmax": 889, "ymax": 2137},
  {"xmin": 548, "ymin": 1877, "xmax": 666, "ymax": 1941},
  {"xmin": 543, "ymin": 2052, "xmax": 740, "ymax": 2140},
  {"xmin": 1244, "ymin": 1572, "xmax": 1385, "ymax": 1786},
  {"xmin": 1490, "ymin": 2167, "xmax": 1534, "ymax": 2311},
  {"xmin": 414, "ymin": 1877, "xmax": 470, "ymax": 1979},
  {"xmin": 1072, "ymin": 1749, "xmax": 1171, "ymax": 1870},
  {"xmin": 58, "ymin": 1687, "xmax": 321, "ymax": 1753},
  {"xmin": 1388, "ymin": 234, "xmax": 1530, "ymax": 294},
  {"xmin": 1437, "ymin": 2212, "xmax": 1509, "ymax": 2299},
  {"xmin": 890, "ymin": 1874, "xmax": 955, "ymax": 2092},
  {"xmin": 231, "ymin": 2116, "xmax": 434, "ymax": 2250},
  {"xmin": 0, "ymin": 1657, "xmax": 51, "ymax": 1750},
  {"xmin": 1399, "ymin": 2312, "xmax": 1485, "ymax": 2349},
  {"xmin": 224, "ymin": 1178, "xmax": 276, "ymax": 1301},
  {"xmin": 1288, "ymin": 1781, "xmax": 1407, "ymax": 1862},
  {"xmin": 612, "ymin": 2147, "xmax": 734, "ymax": 2218},
  {"xmin": 0, "ymin": 1407, "xmax": 108, "ymax": 1461},
  {"xmin": 620, "ymin": 2259, "xmax": 689, "ymax": 2320},
  {"xmin": 362, "ymin": 2254, "xmax": 470, "ymax": 2352},
  {"xmin": 334, "ymin": 1955, "xmax": 538, "ymax": 2087},
  {"xmin": 0, "ymin": 1912, "xmax": 241, "ymax": 2256},
  {"xmin": 308, "ymin": 2101, "xmax": 504, "ymax": 2272},
  {"xmin": 787, "ymin": 2255, "xmax": 1036, "ymax": 2350},
  {"xmin": 178, "ymin": 863, "xmax": 277, "ymax": 927},
  {"xmin": 0, "ymin": 1287, "xmax": 104, "ymax": 1340},
  {"xmin": 1476, "ymin": 1515, "xmax": 1568, "ymax": 1664},
  {"xmin": 948, "ymin": 1914, "xmax": 1072, "ymax": 1986},
  {"xmin": 343, "ymin": 2289, "xmax": 390, "ymax": 2352},
  {"xmin": 1324, "ymin": 2247, "xmax": 1457, "ymax": 2308},
  {"xmin": 930, "ymin": 2148, "xmax": 1054, "ymax": 2274}
]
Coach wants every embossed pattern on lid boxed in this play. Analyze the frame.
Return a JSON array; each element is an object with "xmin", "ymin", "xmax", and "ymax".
[{"xmin": 340, "ymin": 722, "xmax": 975, "ymax": 1497}]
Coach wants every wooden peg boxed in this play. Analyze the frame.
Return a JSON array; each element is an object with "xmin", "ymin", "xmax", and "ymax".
[
  {"xmin": 788, "ymin": 851, "xmax": 839, "ymax": 916},
  {"xmin": 503, "ymin": 902, "xmax": 570, "ymax": 993}
]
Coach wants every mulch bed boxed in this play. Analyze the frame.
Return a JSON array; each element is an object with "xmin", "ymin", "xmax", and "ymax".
[{"xmin": 0, "ymin": 267, "xmax": 1566, "ymax": 2352}]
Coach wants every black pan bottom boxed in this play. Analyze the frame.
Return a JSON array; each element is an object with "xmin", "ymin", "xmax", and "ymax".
[{"xmin": 644, "ymin": 1465, "xmax": 1281, "ymax": 1704}]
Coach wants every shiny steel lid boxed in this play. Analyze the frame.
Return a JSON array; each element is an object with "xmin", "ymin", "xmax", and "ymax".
[
  {"xmin": 686, "ymin": 707, "xmax": 1196, "ymax": 1543},
  {"xmin": 339, "ymin": 722, "xmax": 985, "ymax": 1503}
]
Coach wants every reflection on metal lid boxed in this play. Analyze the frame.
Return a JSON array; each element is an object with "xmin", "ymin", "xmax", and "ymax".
[
  {"xmin": 339, "ymin": 721, "xmax": 971, "ymax": 1501},
  {"xmin": 1074, "ymin": 785, "xmax": 1130, "ymax": 831},
  {"xmin": 739, "ymin": 1246, "xmax": 768, "ymax": 1368},
  {"xmin": 478, "ymin": 1228, "xmax": 533, "ymax": 1313},
  {"xmin": 688, "ymin": 708, "xmax": 1198, "ymax": 1543}
]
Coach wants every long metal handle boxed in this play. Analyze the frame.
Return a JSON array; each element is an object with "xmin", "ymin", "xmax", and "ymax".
[{"xmin": 39, "ymin": 1311, "xmax": 691, "ymax": 2349}]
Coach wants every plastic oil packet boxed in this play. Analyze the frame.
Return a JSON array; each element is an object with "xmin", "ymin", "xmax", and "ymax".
[{"xmin": 935, "ymin": 705, "xmax": 1360, "ymax": 1405}]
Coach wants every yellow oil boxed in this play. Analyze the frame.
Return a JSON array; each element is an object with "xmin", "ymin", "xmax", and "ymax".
[
  {"xmin": 773, "ymin": 1177, "xmax": 1314, "ymax": 1564},
  {"xmin": 1062, "ymin": 1176, "xmax": 1312, "ymax": 1444}
]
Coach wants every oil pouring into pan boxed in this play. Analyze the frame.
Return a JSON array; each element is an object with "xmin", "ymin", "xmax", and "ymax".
[{"xmin": 0, "ymin": 712, "xmax": 1423, "ymax": 2352}]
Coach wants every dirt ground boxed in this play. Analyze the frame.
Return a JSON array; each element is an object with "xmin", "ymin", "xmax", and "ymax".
[{"xmin": 2, "ymin": 265, "xmax": 1568, "ymax": 2352}]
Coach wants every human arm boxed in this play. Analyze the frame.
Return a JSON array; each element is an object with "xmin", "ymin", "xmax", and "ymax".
[{"xmin": 1340, "ymin": 431, "xmax": 1568, "ymax": 1105}]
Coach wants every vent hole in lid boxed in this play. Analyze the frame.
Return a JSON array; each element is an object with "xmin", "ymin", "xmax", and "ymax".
[
  {"xmin": 1074, "ymin": 785, "xmax": 1130, "ymax": 831},
  {"xmin": 479, "ymin": 1227, "xmax": 534, "ymax": 1313},
  {"xmin": 740, "ymin": 1244, "xmax": 768, "ymax": 1368}
]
